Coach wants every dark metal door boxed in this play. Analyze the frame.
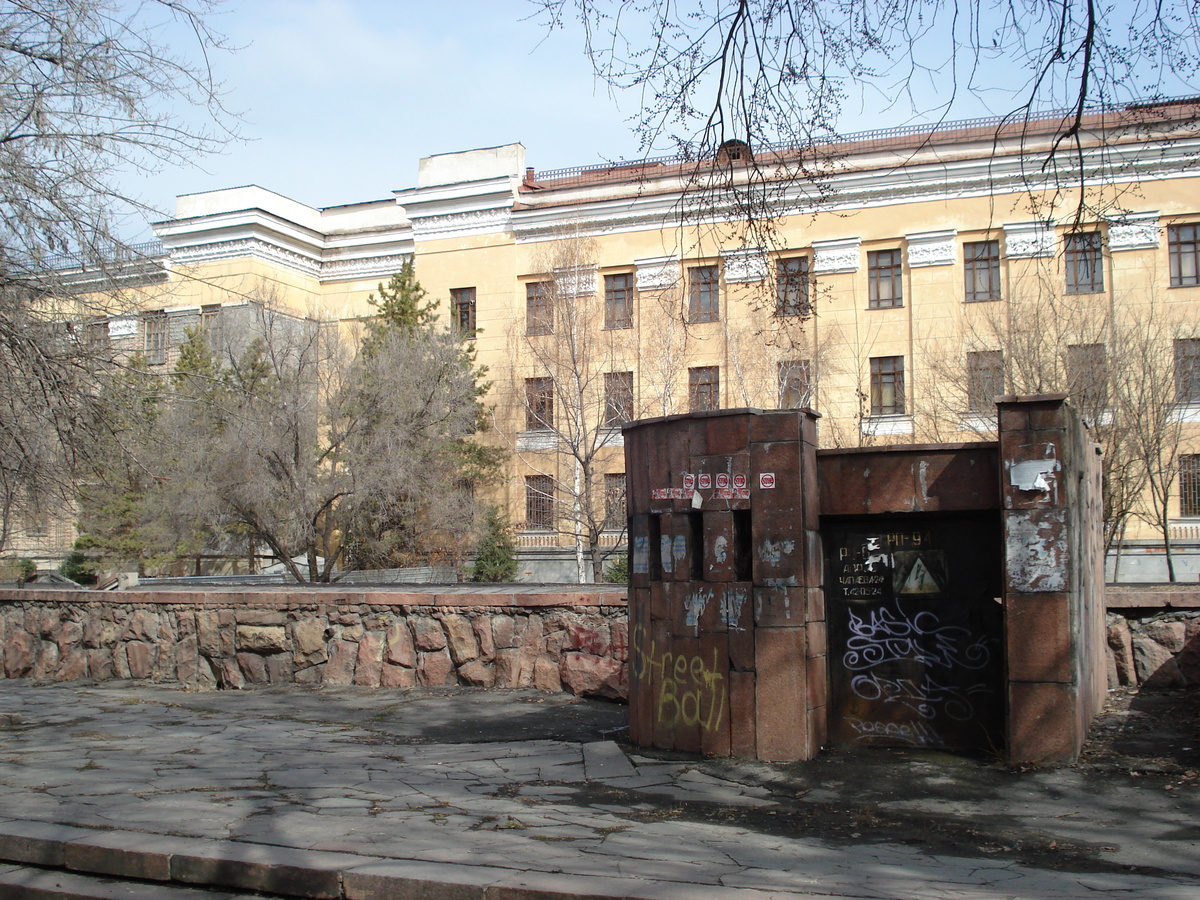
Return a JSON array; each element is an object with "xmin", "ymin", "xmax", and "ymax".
[{"xmin": 824, "ymin": 514, "xmax": 1004, "ymax": 753}]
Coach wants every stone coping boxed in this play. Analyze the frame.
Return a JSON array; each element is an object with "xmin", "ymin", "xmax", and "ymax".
[
  {"xmin": 0, "ymin": 816, "xmax": 731, "ymax": 900},
  {"xmin": 1105, "ymin": 586, "xmax": 1200, "ymax": 610},
  {"xmin": 0, "ymin": 586, "xmax": 628, "ymax": 609}
]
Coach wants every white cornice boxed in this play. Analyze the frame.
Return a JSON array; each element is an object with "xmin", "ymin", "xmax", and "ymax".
[
  {"xmin": 393, "ymin": 175, "xmax": 519, "ymax": 242},
  {"xmin": 510, "ymin": 137, "xmax": 1200, "ymax": 242}
]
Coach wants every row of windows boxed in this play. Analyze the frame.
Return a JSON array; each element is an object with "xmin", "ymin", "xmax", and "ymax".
[
  {"xmin": 522, "ymin": 337, "xmax": 1200, "ymax": 433},
  {"xmin": 482, "ymin": 225, "xmax": 1200, "ymax": 338},
  {"xmin": 524, "ymin": 472, "xmax": 627, "ymax": 531},
  {"xmin": 968, "ymin": 339, "xmax": 1200, "ymax": 411}
]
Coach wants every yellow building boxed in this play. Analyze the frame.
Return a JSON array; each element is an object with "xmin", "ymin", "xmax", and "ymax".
[{"xmin": 45, "ymin": 102, "xmax": 1200, "ymax": 582}]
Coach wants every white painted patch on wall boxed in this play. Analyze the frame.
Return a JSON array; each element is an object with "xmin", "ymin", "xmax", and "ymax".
[{"xmin": 1007, "ymin": 510, "xmax": 1067, "ymax": 592}]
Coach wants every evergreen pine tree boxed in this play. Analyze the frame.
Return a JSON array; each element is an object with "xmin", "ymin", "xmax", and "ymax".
[{"xmin": 469, "ymin": 506, "xmax": 520, "ymax": 582}]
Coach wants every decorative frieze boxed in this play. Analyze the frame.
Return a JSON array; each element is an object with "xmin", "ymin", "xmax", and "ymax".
[
  {"xmin": 170, "ymin": 238, "xmax": 323, "ymax": 278},
  {"xmin": 1108, "ymin": 212, "xmax": 1160, "ymax": 251},
  {"xmin": 409, "ymin": 208, "xmax": 511, "ymax": 241},
  {"xmin": 109, "ymin": 318, "xmax": 138, "ymax": 337},
  {"xmin": 1003, "ymin": 222, "xmax": 1055, "ymax": 258},
  {"xmin": 721, "ymin": 248, "xmax": 769, "ymax": 283},
  {"xmin": 635, "ymin": 256, "xmax": 680, "ymax": 291},
  {"xmin": 812, "ymin": 237, "xmax": 860, "ymax": 274},
  {"xmin": 906, "ymin": 229, "xmax": 957, "ymax": 268},
  {"xmin": 553, "ymin": 264, "xmax": 598, "ymax": 297},
  {"xmin": 321, "ymin": 254, "xmax": 413, "ymax": 282}
]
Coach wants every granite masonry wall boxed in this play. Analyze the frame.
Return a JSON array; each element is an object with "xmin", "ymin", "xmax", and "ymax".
[
  {"xmin": 0, "ymin": 588, "xmax": 629, "ymax": 698},
  {"xmin": 1105, "ymin": 587, "xmax": 1200, "ymax": 689}
]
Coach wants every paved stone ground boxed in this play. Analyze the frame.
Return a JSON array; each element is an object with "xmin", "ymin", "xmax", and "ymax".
[{"xmin": 0, "ymin": 681, "xmax": 1197, "ymax": 899}]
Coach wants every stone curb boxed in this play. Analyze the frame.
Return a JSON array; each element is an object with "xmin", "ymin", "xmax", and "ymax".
[{"xmin": 0, "ymin": 817, "xmax": 825, "ymax": 900}]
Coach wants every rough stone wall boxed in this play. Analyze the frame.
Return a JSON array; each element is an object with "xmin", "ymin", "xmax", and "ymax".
[
  {"xmin": 1107, "ymin": 610, "xmax": 1200, "ymax": 689},
  {"xmin": 0, "ymin": 591, "xmax": 629, "ymax": 699}
]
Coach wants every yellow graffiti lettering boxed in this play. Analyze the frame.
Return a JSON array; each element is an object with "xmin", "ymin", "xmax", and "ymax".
[{"xmin": 630, "ymin": 625, "xmax": 727, "ymax": 733}]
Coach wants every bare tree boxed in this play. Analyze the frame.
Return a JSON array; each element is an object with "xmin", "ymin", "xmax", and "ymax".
[
  {"xmin": 536, "ymin": 1, "xmax": 1200, "ymax": 168},
  {"xmin": 0, "ymin": 0, "xmax": 232, "ymax": 556},
  {"xmin": 535, "ymin": 0, "xmax": 1200, "ymax": 269},
  {"xmin": 79, "ymin": 287, "xmax": 497, "ymax": 583},
  {"xmin": 920, "ymin": 270, "xmax": 1191, "ymax": 578},
  {"xmin": 503, "ymin": 232, "xmax": 633, "ymax": 582}
]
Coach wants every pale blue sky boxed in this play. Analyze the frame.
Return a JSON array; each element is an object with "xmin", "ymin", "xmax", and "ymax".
[
  {"xmin": 129, "ymin": 0, "xmax": 1196, "ymax": 235},
  {"xmin": 134, "ymin": 0, "xmax": 638, "ymax": 224}
]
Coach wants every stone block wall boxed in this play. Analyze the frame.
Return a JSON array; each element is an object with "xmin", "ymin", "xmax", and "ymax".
[
  {"xmin": 1107, "ymin": 610, "xmax": 1200, "ymax": 689},
  {"xmin": 0, "ymin": 589, "xmax": 628, "ymax": 698}
]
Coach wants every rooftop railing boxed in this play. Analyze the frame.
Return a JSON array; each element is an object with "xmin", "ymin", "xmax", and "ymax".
[{"xmin": 532, "ymin": 97, "xmax": 1200, "ymax": 185}]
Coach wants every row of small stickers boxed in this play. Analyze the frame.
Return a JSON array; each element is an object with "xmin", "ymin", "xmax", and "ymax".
[{"xmin": 649, "ymin": 472, "xmax": 774, "ymax": 501}]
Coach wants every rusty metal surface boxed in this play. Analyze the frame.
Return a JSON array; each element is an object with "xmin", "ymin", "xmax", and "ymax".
[{"xmin": 817, "ymin": 444, "xmax": 1000, "ymax": 516}]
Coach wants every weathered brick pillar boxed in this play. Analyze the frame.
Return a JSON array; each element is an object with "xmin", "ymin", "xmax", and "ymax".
[
  {"xmin": 997, "ymin": 394, "xmax": 1105, "ymax": 764},
  {"xmin": 624, "ymin": 409, "xmax": 825, "ymax": 762}
]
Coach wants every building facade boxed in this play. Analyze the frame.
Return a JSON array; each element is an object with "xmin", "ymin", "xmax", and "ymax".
[{"xmin": 47, "ymin": 103, "xmax": 1200, "ymax": 581}]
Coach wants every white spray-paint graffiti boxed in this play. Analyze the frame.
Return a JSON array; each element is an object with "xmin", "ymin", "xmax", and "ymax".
[
  {"xmin": 843, "ymin": 603, "xmax": 991, "ymax": 671},
  {"xmin": 721, "ymin": 588, "xmax": 749, "ymax": 630},
  {"xmin": 850, "ymin": 673, "xmax": 989, "ymax": 722},
  {"xmin": 684, "ymin": 589, "xmax": 714, "ymax": 628},
  {"xmin": 846, "ymin": 716, "xmax": 942, "ymax": 747}
]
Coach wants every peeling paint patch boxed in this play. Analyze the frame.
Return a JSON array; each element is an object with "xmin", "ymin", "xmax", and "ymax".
[
  {"xmin": 713, "ymin": 535, "xmax": 728, "ymax": 565},
  {"xmin": 660, "ymin": 535, "xmax": 674, "ymax": 574},
  {"xmin": 685, "ymin": 589, "xmax": 713, "ymax": 628},
  {"xmin": 633, "ymin": 536, "xmax": 649, "ymax": 574},
  {"xmin": 722, "ymin": 588, "xmax": 749, "ymax": 629},
  {"xmin": 759, "ymin": 539, "xmax": 796, "ymax": 567},
  {"xmin": 673, "ymin": 536, "xmax": 688, "ymax": 570},
  {"xmin": 1007, "ymin": 510, "xmax": 1067, "ymax": 592},
  {"xmin": 1007, "ymin": 443, "xmax": 1061, "ymax": 504}
]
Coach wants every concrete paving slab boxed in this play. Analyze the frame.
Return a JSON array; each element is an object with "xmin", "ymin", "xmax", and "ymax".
[{"xmin": 2, "ymin": 682, "xmax": 1199, "ymax": 900}]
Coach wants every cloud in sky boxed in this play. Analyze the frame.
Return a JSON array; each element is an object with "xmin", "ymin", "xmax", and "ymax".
[{"xmin": 133, "ymin": 0, "xmax": 636, "ymax": 225}]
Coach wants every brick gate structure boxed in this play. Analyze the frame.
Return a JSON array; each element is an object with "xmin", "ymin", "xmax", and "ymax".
[{"xmin": 623, "ymin": 395, "xmax": 1106, "ymax": 765}]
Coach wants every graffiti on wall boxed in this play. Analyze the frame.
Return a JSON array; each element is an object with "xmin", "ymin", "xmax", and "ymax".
[
  {"xmin": 631, "ymin": 624, "xmax": 726, "ymax": 732},
  {"xmin": 826, "ymin": 521, "xmax": 1004, "ymax": 752}
]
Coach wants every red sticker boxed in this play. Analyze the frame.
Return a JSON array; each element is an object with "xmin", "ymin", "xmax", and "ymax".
[
  {"xmin": 715, "ymin": 473, "xmax": 730, "ymax": 488},
  {"xmin": 698, "ymin": 474, "xmax": 712, "ymax": 489},
  {"xmin": 733, "ymin": 474, "xmax": 747, "ymax": 489},
  {"xmin": 759, "ymin": 473, "xmax": 776, "ymax": 489}
]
